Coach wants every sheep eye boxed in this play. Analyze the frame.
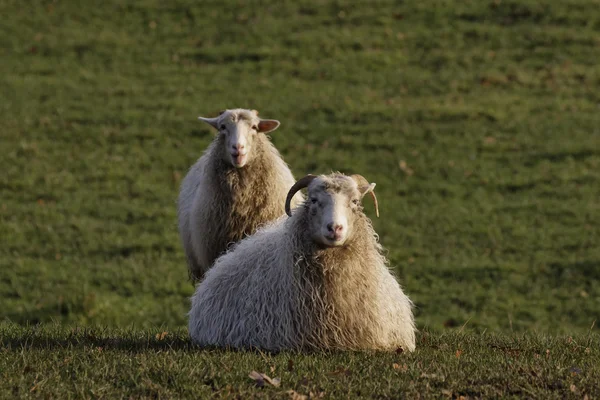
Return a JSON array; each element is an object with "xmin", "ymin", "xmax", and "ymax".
[
  {"xmin": 310, "ymin": 197, "xmax": 318, "ymax": 204},
  {"xmin": 352, "ymin": 199, "xmax": 360, "ymax": 205},
  {"xmin": 220, "ymin": 124, "xmax": 227, "ymax": 131},
  {"xmin": 251, "ymin": 125, "xmax": 258, "ymax": 131}
]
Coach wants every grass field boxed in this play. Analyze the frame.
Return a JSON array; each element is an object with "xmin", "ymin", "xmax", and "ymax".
[
  {"xmin": 1, "ymin": 0, "xmax": 599, "ymax": 397},
  {"xmin": 2, "ymin": 324, "xmax": 599, "ymax": 398}
]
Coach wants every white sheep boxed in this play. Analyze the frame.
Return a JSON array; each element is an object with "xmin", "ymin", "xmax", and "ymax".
[
  {"xmin": 178, "ymin": 108, "xmax": 303, "ymax": 281},
  {"xmin": 188, "ymin": 172, "xmax": 416, "ymax": 352}
]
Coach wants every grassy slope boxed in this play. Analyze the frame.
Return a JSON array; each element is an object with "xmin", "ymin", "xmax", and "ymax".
[
  {"xmin": 1, "ymin": 0, "xmax": 600, "ymax": 394},
  {"xmin": 1, "ymin": 323, "xmax": 599, "ymax": 399},
  {"xmin": 1, "ymin": 0, "xmax": 600, "ymax": 397},
  {"xmin": 2, "ymin": 0, "xmax": 599, "ymax": 333}
]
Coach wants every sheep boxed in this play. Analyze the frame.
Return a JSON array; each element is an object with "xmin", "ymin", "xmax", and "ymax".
[
  {"xmin": 178, "ymin": 108, "xmax": 303, "ymax": 282},
  {"xmin": 188, "ymin": 172, "xmax": 416, "ymax": 352}
]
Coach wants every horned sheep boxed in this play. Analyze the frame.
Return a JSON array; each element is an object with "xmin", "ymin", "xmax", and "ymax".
[
  {"xmin": 188, "ymin": 172, "xmax": 416, "ymax": 352},
  {"xmin": 178, "ymin": 108, "xmax": 303, "ymax": 281}
]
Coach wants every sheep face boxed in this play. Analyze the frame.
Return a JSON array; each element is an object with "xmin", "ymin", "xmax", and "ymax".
[
  {"xmin": 198, "ymin": 109, "xmax": 280, "ymax": 168},
  {"xmin": 306, "ymin": 175, "xmax": 375, "ymax": 248}
]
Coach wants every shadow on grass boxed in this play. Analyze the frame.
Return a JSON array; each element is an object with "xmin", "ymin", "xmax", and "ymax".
[
  {"xmin": 0, "ymin": 327, "xmax": 311, "ymax": 355},
  {"xmin": 0, "ymin": 327, "xmax": 403, "ymax": 355},
  {"xmin": 524, "ymin": 149, "xmax": 597, "ymax": 166},
  {"xmin": 1, "ymin": 330, "xmax": 197, "ymax": 353},
  {"xmin": 183, "ymin": 51, "xmax": 268, "ymax": 65},
  {"xmin": 544, "ymin": 260, "xmax": 600, "ymax": 285}
]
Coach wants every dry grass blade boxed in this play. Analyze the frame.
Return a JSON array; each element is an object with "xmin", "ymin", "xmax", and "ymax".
[
  {"xmin": 287, "ymin": 390, "xmax": 308, "ymax": 400},
  {"xmin": 248, "ymin": 371, "xmax": 280, "ymax": 387}
]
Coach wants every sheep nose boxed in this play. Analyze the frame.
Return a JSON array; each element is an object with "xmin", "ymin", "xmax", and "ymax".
[
  {"xmin": 327, "ymin": 223, "xmax": 344, "ymax": 234},
  {"xmin": 232, "ymin": 143, "xmax": 245, "ymax": 151}
]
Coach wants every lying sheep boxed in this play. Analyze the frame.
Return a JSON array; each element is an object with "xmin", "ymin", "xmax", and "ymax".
[
  {"xmin": 188, "ymin": 172, "xmax": 416, "ymax": 352},
  {"xmin": 178, "ymin": 108, "xmax": 303, "ymax": 281}
]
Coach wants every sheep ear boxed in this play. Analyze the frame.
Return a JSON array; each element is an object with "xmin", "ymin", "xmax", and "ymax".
[
  {"xmin": 257, "ymin": 119, "xmax": 280, "ymax": 133},
  {"xmin": 198, "ymin": 116, "xmax": 220, "ymax": 130}
]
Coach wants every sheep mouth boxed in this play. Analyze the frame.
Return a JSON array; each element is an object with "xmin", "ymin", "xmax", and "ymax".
[
  {"xmin": 321, "ymin": 235, "xmax": 347, "ymax": 247},
  {"xmin": 230, "ymin": 152, "xmax": 248, "ymax": 168}
]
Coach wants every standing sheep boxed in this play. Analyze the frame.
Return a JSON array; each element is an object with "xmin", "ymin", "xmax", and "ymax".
[
  {"xmin": 188, "ymin": 172, "xmax": 416, "ymax": 352},
  {"xmin": 178, "ymin": 108, "xmax": 303, "ymax": 281}
]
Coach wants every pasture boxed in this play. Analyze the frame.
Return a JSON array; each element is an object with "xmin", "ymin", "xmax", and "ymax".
[{"xmin": 1, "ymin": 0, "xmax": 599, "ymax": 397}]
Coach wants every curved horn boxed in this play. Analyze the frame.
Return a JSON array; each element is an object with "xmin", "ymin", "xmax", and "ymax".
[
  {"xmin": 350, "ymin": 174, "xmax": 379, "ymax": 218},
  {"xmin": 285, "ymin": 174, "xmax": 318, "ymax": 217}
]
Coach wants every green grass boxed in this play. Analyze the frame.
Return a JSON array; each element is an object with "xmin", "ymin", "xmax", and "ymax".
[
  {"xmin": 1, "ymin": 323, "xmax": 599, "ymax": 399},
  {"xmin": 1, "ymin": 0, "xmax": 600, "ymax": 397}
]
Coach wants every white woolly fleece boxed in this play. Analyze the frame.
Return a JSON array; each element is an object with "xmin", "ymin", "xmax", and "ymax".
[{"xmin": 188, "ymin": 174, "xmax": 416, "ymax": 352}]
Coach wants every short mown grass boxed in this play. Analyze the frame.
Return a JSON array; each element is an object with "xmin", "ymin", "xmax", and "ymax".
[
  {"xmin": 1, "ymin": 0, "xmax": 600, "ymax": 397},
  {"xmin": 1, "ymin": 323, "xmax": 599, "ymax": 399}
]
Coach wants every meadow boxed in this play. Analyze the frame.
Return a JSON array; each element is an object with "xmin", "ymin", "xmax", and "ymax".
[{"xmin": 1, "ymin": 0, "xmax": 599, "ymax": 397}]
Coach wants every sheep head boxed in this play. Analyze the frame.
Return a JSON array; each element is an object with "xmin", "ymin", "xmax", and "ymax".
[
  {"xmin": 285, "ymin": 173, "xmax": 379, "ymax": 248},
  {"xmin": 198, "ymin": 109, "xmax": 280, "ymax": 168}
]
